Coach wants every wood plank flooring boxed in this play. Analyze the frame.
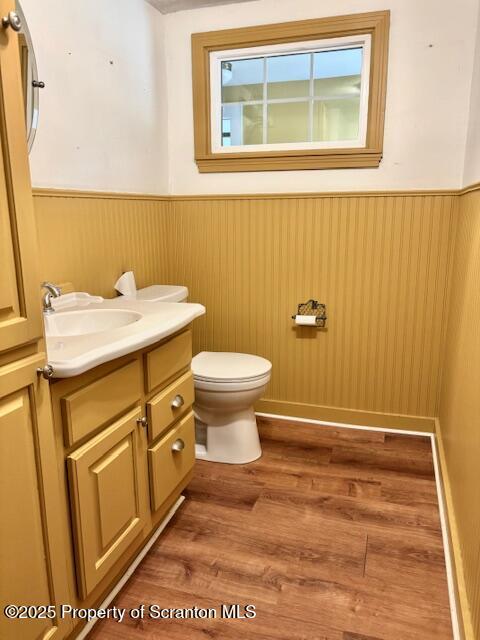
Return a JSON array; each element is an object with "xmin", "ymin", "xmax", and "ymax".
[{"xmin": 88, "ymin": 417, "xmax": 453, "ymax": 640}]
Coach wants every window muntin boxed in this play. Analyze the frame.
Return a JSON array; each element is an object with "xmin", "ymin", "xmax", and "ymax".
[{"xmin": 211, "ymin": 35, "xmax": 371, "ymax": 154}]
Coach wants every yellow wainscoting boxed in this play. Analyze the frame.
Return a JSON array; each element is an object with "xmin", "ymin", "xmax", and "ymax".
[
  {"xmin": 166, "ymin": 193, "xmax": 457, "ymax": 422},
  {"xmin": 33, "ymin": 190, "xmax": 170, "ymax": 299},
  {"xmin": 33, "ymin": 188, "xmax": 457, "ymax": 424},
  {"xmin": 438, "ymin": 188, "xmax": 480, "ymax": 640}
]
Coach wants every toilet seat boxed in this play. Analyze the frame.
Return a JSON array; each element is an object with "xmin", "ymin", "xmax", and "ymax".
[
  {"xmin": 193, "ymin": 372, "xmax": 271, "ymax": 392},
  {"xmin": 192, "ymin": 352, "xmax": 272, "ymax": 386}
]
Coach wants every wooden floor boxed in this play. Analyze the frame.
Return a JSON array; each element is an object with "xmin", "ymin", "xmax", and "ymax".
[{"xmin": 89, "ymin": 417, "xmax": 453, "ymax": 640}]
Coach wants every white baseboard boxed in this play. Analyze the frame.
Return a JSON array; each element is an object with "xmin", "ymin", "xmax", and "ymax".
[{"xmin": 256, "ymin": 411, "xmax": 431, "ymax": 437}]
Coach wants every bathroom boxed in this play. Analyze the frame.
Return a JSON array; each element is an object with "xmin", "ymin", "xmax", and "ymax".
[{"xmin": 0, "ymin": 0, "xmax": 479, "ymax": 637}]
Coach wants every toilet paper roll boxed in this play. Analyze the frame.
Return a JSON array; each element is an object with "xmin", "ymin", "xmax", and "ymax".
[
  {"xmin": 294, "ymin": 314, "xmax": 318, "ymax": 326},
  {"xmin": 114, "ymin": 271, "xmax": 137, "ymax": 297}
]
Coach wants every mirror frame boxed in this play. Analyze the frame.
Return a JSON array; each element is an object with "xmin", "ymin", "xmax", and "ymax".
[{"xmin": 16, "ymin": 1, "xmax": 39, "ymax": 152}]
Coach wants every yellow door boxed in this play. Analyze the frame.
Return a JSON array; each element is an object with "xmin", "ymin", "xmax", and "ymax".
[
  {"xmin": 148, "ymin": 411, "xmax": 195, "ymax": 512},
  {"xmin": 67, "ymin": 407, "xmax": 148, "ymax": 599},
  {"xmin": 0, "ymin": 356, "xmax": 70, "ymax": 640},
  {"xmin": 0, "ymin": 0, "xmax": 42, "ymax": 352}
]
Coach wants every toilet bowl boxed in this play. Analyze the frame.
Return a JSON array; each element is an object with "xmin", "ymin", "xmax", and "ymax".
[{"xmin": 192, "ymin": 351, "xmax": 272, "ymax": 464}]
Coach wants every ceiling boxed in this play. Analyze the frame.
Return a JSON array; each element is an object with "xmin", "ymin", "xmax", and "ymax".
[{"xmin": 146, "ymin": 0, "xmax": 257, "ymax": 14}]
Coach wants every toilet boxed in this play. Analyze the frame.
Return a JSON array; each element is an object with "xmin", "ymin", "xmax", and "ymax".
[
  {"xmin": 192, "ymin": 352, "xmax": 272, "ymax": 464},
  {"xmin": 121, "ymin": 283, "xmax": 272, "ymax": 464}
]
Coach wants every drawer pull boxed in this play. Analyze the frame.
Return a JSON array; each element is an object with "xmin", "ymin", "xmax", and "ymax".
[
  {"xmin": 171, "ymin": 394, "xmax": 184, "ymax": 409},
  {"xmin": 172, "ymin": 438, "xmax": 185, "ymax": 452},
  {"xmin": 136, "ymin": 416, "xmax": 148, "ymax": 429}
]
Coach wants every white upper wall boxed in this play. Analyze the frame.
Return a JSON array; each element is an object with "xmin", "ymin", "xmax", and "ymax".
[
  {"xmin": 20, "ymin": 0, "xmax": 480, "ymax": 194},
  {"xmin": 463, "ymin": 0, "xmax": 480, "ymax": 186},
  {"xmin": 22, "ymin": 0, "xmax": 169, "ymax": 193},
  {"xmin": 164, "ymin": 0, "xmax": 479, "ymax": 194}
]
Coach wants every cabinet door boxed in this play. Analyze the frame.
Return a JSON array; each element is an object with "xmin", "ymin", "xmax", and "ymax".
[
  {"xmin": 67, "ymin": 407, "xmax": 148, "ymax": 599},
  {"xmin": 0, "ymin": 0, "xmax": 42, "ymax": 352},
  {"xmin": 148, "ymin": 411, "xmax": 195, "ymax": 512},
  {"xmin": 0, "ymin": 355, "xmax": 69, "ymax": 640}
]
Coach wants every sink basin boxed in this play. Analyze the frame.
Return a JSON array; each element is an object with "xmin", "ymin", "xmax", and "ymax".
[{"xmin": 45, "ymin": 309, "xmax": 143, "ymax": 337}]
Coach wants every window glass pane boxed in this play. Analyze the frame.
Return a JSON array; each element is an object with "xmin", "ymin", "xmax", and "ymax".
[
  {"xmin": 267, "ymin": 53, "xmax": 310, "ymax": 99},
  {"xmin": 222, "ymin": 104, "xmax": 242, "ymax": 146},
  {"xmin": 313, "ymin": 97, "xmax": 360, "ymax": 142},
  {"xmin": 243, "ymin": 104, "xmax": 263, "ymax": 145},
  {"xmin": 315, "ymin": 74, "xmax": 362, "ymax": 99},
  {"xmin": 221, "ymin": 58, "xmax": 264, "ymax": 103},
  {"xmin": 314, "ymin": 48, "xmax": 362, "ymax": 97},
  {"xmin": 267, "ymin": 101, "xmax": 309, "ymax": 143},
  {"xmin": 221, "ymin": 117, "xmax": 232, "ymax": 146}
]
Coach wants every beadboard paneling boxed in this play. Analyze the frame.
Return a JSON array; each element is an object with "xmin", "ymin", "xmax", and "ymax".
[
  {"xmin": 166, "ymin": 193, "xmax": 457, "ymax": 420},
  {"xmin": 439, "ymin": 188, "xmax": 480, "ymax": 640},
  {"xmin": 33, "ymin": 192, "xmax": 170, "ymax": 298},
  {"xmin": 34, "ymin": 190, "xmax": 457, "ymax": 422}
]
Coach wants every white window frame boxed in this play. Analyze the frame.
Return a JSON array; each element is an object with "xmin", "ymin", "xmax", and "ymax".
[{"xmin": 209, "ymin": 34, "xmax": 371, "ymax": 154}]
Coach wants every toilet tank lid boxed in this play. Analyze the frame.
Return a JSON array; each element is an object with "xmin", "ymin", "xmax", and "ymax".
[
  {"xmin": 135, "ymin": 285, "xmax": 188, "ymax": 302},
  {"xmin": 192, "ymin": 351, "xmax": 272, "ymax": 382}
]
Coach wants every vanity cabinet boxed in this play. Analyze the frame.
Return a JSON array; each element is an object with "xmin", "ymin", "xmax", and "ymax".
[{"xmin": 49, "ymin": 328, "xmax": 196, "ymax": 611}]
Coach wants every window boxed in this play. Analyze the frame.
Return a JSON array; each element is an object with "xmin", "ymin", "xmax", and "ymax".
[
  {"xmin": 192, "ymin": 11, "xmax": 389, "ymax": 172},
  {"xmin": 213, "ymin": 38, "xmax": 369, "ymax": 152}
]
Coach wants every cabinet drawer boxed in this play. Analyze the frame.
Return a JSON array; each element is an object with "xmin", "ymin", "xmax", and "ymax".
[
  {"xmin": 147, "ymin": 371, "xmax": 194, "ymax": 442},
  {"xmin": 148, "ymin": 411, "xmax": 195, "ymax": 512},
  {"xmin": 67, "ymin": 406, "xmax": 148, "ymax": 599},
  {"xmin": 145, "ymin": 330, "xmax": 192, "ymax": 393},
  {"xmin": 61, "ymin": 360, "xmax": 142, "ymax": 446}
]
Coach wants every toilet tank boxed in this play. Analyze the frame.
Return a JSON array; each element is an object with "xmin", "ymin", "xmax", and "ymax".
[{"xmin": 135, "ymin": 285, "xmax": 188, "ymax": 303}]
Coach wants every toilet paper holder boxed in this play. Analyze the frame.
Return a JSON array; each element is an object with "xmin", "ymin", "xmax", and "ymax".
[{"xmin": 292, "ymin": 299, "xmax": 327, "ymax": 328}]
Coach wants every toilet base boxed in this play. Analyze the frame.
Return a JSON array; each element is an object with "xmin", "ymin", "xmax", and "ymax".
[{"xmin": 193, "ymin": 409, "xmax": 262, "ymax": 464}]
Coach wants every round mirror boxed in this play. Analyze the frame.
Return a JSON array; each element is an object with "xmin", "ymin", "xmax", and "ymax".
[{"xmin": 16, "ymin": 1, "xmax": 41, "ymax": 152}]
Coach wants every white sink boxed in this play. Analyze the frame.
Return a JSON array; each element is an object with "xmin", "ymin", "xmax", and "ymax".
[
  {"xmin": 45, "ymin": 309, "xmax": 143, "ymax": 337},
  {"xmin": 44, "ymin": 296, "xmax": 205, "ymax": 378}
]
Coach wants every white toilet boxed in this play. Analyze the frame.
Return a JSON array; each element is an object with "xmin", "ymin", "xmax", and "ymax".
[
  {"xmin": 117, "ymin": 283, "xmax": 272, "ymax": 465},
  {"xmin": 192, "ymin": 351, "xmax": 272, "ymax": 464}
]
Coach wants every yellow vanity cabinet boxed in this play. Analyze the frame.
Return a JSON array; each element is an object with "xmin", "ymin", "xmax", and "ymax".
[
  {"xmin": 67, "ymin": 406, "xmax": 149, "ymax": 600},
  {"xmin": 49, "ymin": 329, "xmax": 196, "ymax": 616}
]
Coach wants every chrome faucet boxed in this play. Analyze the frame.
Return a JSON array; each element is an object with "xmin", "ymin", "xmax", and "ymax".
[{"xmin": 41, "ymin": 282, "xmax": 61, "ymax": 314}]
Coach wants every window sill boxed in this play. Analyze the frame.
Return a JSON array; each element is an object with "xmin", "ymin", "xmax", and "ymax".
[{"xmin": 195, "ymin": 149, "xmax": 383, "ymax": 173}]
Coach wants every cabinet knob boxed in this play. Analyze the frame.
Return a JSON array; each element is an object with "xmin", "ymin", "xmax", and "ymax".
[
  {"xmin": 2, "ymin": 11, "xmax": 22, "ymax": 31},
  {"xmin": 136, "ymin": 416, "xmax": 148, "ymax": 429},
  {"xmin": 172, "ymin": 438, "xmax": 185, "ymax": 452},
  {"xmin": 36, "ymin": 364, "xmax": 54, "ymax": 379},
  {"xmin": 171, "ymin": 394, "xmax": 184, "ymax": 409}
]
